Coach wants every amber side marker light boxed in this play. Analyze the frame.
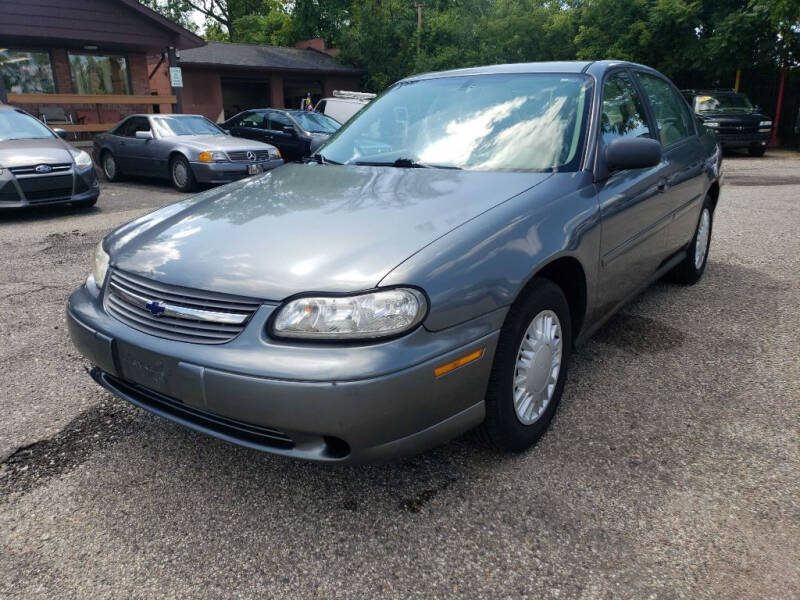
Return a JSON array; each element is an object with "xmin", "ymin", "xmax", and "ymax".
[{"xmin": 434, "ymin": 348, "xmax": 485, "ymax": 378}]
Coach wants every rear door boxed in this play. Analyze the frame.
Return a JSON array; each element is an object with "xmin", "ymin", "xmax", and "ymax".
[
  {"xmin": 634, "ymin": 71, "xmax": 707, "ymax": 254},
  {"xmin": 595, "ymin": 69, "xmax": 673, "ymax": 313}
]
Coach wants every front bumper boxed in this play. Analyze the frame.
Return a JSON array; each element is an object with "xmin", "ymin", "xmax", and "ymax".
[
  {"xmin": 190, "ymin": 158, "xmax": 284, "ymax": 184},
  {"xmin": 67, "ymin": 283, "xmax": 502, "ymax": 463},
  {"xmin": 715, "ymin": 131, "xmax": 771, "ymax": 149},
  {"xmin": 0, "ymin": 164, "xmax": 99, "ymax": 209}
]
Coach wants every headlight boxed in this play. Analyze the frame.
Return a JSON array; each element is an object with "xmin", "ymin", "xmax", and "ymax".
[
  {"xmin": 74, "ymin": 150, "xmax": 93, "ymax": 169},
  {"xmin": 90, "ymin": 240, "xmax": 109, "ymax": 288},
  {"xmin": 759, "ymin": 120, "xmax": 772, "ymax": 127},
  {"xmin": 198, "ymin": 151, "xmax": 228, "ymax": 162},
  {"xmin": 271, "ymin": 288, "xmax": 427, "ymax": 340},
  {"xmin": 704, "ymin": 121, "xmax": 720, "ymax": 128},
  {"xmin": 270, "ymin": 148, "xmax": 282, "ymax": 159}
]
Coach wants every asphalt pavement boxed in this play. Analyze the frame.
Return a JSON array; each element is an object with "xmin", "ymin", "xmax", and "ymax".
[{"xmin": 1, "ymin": 155, "xmax": 798, "ymax": 599}]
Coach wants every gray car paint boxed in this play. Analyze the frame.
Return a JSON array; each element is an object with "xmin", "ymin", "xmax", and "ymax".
[
  {"xmin": 68, "ymin": 61, "xmax": 722, "ymax": 462},
  {"xmin": 93, "ymin": 115, "xmax": 282, "ymax": 184}
]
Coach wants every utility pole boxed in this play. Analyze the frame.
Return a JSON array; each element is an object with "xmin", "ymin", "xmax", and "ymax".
[
  {"xmin": 0, "ymin": 64, "xmax": 7, "ymax": 105},
  {"xmin": 413, "ymin": 2, "xmax": 424, "ymax": 56}
]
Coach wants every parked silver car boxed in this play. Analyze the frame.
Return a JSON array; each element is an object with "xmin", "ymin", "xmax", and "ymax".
[
  {"xmin": 0, "ymin": 106, "xmax": 99, "ymax": 209},
  {"xmin": 93, "ymin": 114, "xmax": 283, "ymax": 191},
  {"xmin": 68, "ymin": 61, "xmax": 722, "ymax": 463}
]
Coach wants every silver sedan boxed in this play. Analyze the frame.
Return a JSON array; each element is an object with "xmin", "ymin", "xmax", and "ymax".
[{"xmin": 93, "ymin": 114, "xmax": 283, "ymax": 191}]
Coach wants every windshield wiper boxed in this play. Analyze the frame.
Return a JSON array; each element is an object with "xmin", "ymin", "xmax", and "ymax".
[
  {"xmin": 352, "ymin": 157, "xmax": 461, "ymax": 170},
  {"xmin": 308, "ymin": 153, "xmax": 341, "ymax": 165}
]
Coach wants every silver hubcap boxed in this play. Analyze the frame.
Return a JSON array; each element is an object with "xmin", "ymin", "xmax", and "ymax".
[
  {"xmin": 694, "ymin": 208, "xmax": 711, "ymax": 269},
  {"xmin": 513, "ymin": 309, "xmax": 562, "ymax": 425},
  {"xmin": 173, "ymin": 161, "xmax": 188, "ymax": 187},
  {"xmin": 104, "ymin": 155, "xmax": 115, "ymax": 178}
]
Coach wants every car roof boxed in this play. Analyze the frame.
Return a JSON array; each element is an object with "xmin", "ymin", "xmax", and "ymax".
[{"xmin": 401, "ymin": 60, "xmax": 664, "ymax": 82}]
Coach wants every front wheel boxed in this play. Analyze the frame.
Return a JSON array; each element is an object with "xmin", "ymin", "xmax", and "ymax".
[
  {"xmin": 478, "ymin": 278, "xmax": 572, "ymax": 452},
  {"xmin": 668, "ymin": 197, "xmax": 713, "ymax": 284},
  {"xmin": 71, "ymin": 196, "xmax": 97, "ymax": 209},
  {"xmin": 170, "ymin": 155, "xmax": 197, "ymax": 192}
]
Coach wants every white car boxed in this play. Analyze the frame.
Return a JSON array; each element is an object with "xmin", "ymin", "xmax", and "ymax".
[{"xmin": 314, "ymin": 91, "xmax": 375, "ymax": 124}]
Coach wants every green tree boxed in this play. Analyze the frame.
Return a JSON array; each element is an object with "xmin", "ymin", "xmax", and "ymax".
[{"xmin": 139, "ymin": 0, "xmax": 198, "ymax": 32}]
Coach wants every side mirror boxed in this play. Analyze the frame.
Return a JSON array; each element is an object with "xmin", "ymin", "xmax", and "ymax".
[
  {"xmin": 53, "ymin": 128, "xmax": 68, "ymax": 139},
  {"xmin": 604, "ymin": 137, "xmax": 662, "ymax": 172},
  {"xmin": 135, "ymin": 130, "xmax": 154, "ymax": 140},
  {"xmin": 282, "ymin": 125, "xmax": 297, "ymax": 136}
]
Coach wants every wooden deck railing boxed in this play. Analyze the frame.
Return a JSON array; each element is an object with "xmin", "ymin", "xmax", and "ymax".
[{"xmin": 7, "ymin": 93, "xmax": 178, "ymax": 133}]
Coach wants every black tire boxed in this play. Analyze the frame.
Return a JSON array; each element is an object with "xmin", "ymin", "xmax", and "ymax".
[
  {"xmin": 668, "ymin": 196, "xmax": 714, "ymax": 284},
  {"xmin": 748, "ymin": 145, "xmax": 766, "ymax": 157},
  {"xmin": 71, "ymin": 196, "xmax": 97, "ymax": 209},
  {"xmin": 101, "ymin": 151, "xmax": 122, "ymax": 182},
  {"xmin": 170, "ymin": 155, "xmax": 197, "ymax": 192},
  {"xmin": 478, "ymin": 278, "xmax": 572, "ymax": 452}
]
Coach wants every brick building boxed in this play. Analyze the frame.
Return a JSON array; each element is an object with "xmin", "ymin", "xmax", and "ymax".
[
  {"xmin": 148, "ymin": 40, "xmax": 362, "ymax": 122},
  {"xmin": 0, "ymin": 0, "xmax": 204, "ymax": 134}
]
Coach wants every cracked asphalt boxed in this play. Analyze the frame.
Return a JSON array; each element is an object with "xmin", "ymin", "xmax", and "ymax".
[{"xmin": 1, "ymin": 154, "xmax": 798, "ymax": 599}]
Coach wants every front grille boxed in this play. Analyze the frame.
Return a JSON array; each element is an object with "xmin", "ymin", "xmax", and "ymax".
[
  {"xmin": 10, "ymin": 163, "xmax": 72, "ymax": 175},
  {"xmin": 0, "ymin": 181, "xmax": 19, "ymax": 202},
  {"xmin": 96, "ymin": 370, "xmax": 295, "ymax": 449},
  {"xmin": 18, "ymin": 174, "xmax": 74, "ymax": 202},
  {"xmin": 104, "ymin": 269, "xmax": 262, "ymax": 344},
  {"xmin": 227, "ymin": 150, "xmax": 271, "ymax": 161}
]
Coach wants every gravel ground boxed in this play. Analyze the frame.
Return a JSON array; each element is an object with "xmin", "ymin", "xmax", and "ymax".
[{"xmin": 1, "ymin": 154, "xmax": 798, "ymax": 599}]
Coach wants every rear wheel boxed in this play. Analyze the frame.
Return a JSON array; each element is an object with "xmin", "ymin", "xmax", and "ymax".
[
  {"xmin": 102, "ymin": 151, "xmax": 122, "ymax": 182},
  {"xmin": 478, "ymin": 278, "xmax": 571, "ymax": 452},
  {"xmin": 748, "ymin": 145, "xmax": 766, "ymax": 157},
  {"xmin": 668, "ymin": 197, "xmax": 713, "ymax": 284},
  {"xmin": 170, "ymin": 155, "xmax": 196, "ymax": 192}
]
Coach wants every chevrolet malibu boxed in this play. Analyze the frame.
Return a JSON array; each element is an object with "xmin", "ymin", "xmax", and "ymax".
[{"xmin": 68, "ymin": 61, "xmax": 722, "ymax": 463}]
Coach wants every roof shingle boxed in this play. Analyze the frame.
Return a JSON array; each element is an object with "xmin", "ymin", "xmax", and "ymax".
[{"xmin": 179, "ymin": 41, "xmax": 360, "ymax": 74}]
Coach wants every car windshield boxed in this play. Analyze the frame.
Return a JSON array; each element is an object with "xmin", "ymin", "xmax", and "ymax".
[
  {"xmin": 319, "ymin": 73, "xmax": 591, "ymax": 171},
  {"xmin": 0, "ymin": 110, "xmax": 54, "ymax": 141},
  {"xmin": 292, "ymin": 112, "xmax": 340, "ymax": 134},
  {"xmin": 151, "ymin": 116, "xmax": 223, "ymax": 136},
  {"xmin": 694, "ymin": 92, "xmax": 753, "ymax": 113}
]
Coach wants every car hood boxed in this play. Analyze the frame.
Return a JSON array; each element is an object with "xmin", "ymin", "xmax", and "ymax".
[
  {"xmin": 106, "ymin": 163, "xmax": 550, "ymax": 300},
  {"xmin": 170, "ymin": 134, "xmax": 275, "ymax": 151},
  {"xmin": 0, "ymin": 138, "xmax": 73, "ymax": 168}
]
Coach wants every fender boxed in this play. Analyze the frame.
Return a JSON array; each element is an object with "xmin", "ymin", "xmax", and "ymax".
[{"xmin": 380, "ymin": 171, "xmax": 601, "ymax": 332}]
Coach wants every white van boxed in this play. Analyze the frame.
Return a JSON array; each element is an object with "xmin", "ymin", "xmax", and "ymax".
[{"xmin": 314, "ymin": 91, "xmax": 375, "ymax": 124}]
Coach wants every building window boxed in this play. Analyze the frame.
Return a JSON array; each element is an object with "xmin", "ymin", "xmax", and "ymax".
[
  {"xmin": 68, "ymin": 53, "xmax": 130, "ymax": 95},
  {"xmin": 0, "ymin": 49, "xmax": 55, "ymax": 93}
]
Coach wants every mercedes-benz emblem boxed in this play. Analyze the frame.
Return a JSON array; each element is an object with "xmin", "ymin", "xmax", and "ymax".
[{"xmin": 246, "ymin": 151, "xmax": 256, "ymax": 161}]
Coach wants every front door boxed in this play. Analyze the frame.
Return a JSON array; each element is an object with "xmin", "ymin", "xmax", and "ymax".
[
  {"xmin": 265, "ymin": 111, "xmax": 304, "ymax": 160},
  {"xmin": 117, "ymin": 116, "xmax": 152, "ymax": 174},
  {"xmin": 595, "ymin": 70, "xmax": 673, "ymax": 315},
  {"xmin": 635, "ymin": 72, "xmax": 708, "ymax": 254}
]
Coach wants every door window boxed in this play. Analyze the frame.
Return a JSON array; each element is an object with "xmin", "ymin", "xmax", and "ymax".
[
  {"xmin": 267, "ymin": 112, "xmax": 294, "ymax": 132},
  {"xmin": 239, "ymin": 112, "xmax": 266, "ymax": 128},
  {"xmin": 601, "ymin": 72, "xmax": 651, "ymax": 145},
  {"xmin": 122, "ymin": 117, "xmax": 151, "ymax": 137},
  {"xmin": 636, "ymin": 73, "xmax": 694, "ymax": 146}
]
